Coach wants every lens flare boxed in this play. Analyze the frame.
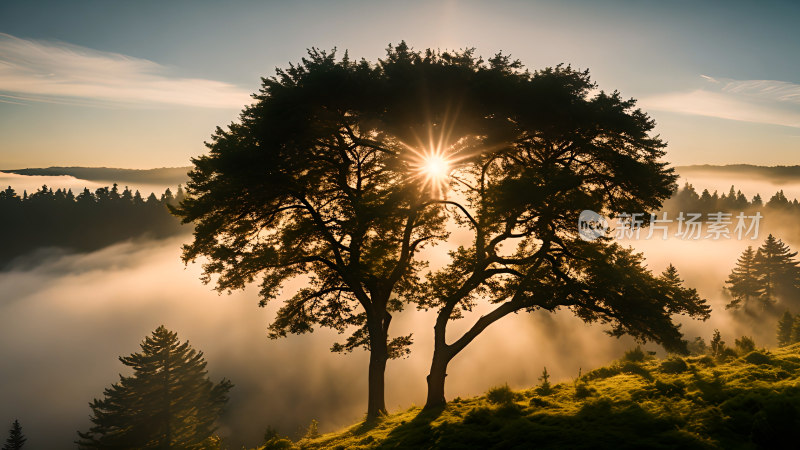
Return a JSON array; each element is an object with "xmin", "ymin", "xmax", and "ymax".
[
  {"xmin": 409, "ymin": 148, "xmax": 454, "ymax": 198},
  {"xmin": 422, "ymin": 153, "xmax": 451, "ymax": 182}
]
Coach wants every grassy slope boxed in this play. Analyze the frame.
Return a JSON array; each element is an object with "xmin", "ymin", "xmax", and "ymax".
[{"xmin": 281, "ymin": 344, "xmax": 800, "ymax": 450}]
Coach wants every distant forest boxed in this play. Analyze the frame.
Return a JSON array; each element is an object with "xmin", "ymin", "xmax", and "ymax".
[
  {"xmin": 663, "ymin": 183, "xmax": 800, "ymax": 216},
  {"xmin": 0, "ymin": 184, "xmax": 185, "ymax": 268}
]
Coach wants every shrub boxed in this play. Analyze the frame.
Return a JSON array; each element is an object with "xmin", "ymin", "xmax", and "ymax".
[
  {"xmin": 583, "ymin": 365, "xmax": 621, "ymax": 381},
  {"xmin": 688, "ymin": 355, "xmax": 715, "ymax": 367},
  {"xmin": 303, "ymin": 419, "xmax": 320, "ymax": 439},
  {"xmin": 659, "ymin": 357, "xmax": 688, "ymax": 373},
  {"xmin": 529, "ymin": 397, "xmax": 550, "ymax": 407},
  {"xmin": 620, "ymin": 361, "xmax": 654, "ymax": 381},
  {"xmin": 622, "ymin": 346, "xmax": 647, "ymax": 362},
  {"xmin": 734, "ymin": 336, "xmax": 756, "ymax": 355},
  {"xmin": 263, "ymin": 427, "xmax": 294, "ymax": 450},
  {"xmin": 486, "ymin": 384, "xmax": 516, "ymax": 405},
  {"xmin": 574, "ymin": 382, "xmax": 596, "ymax": 399},
  {"xmin": 743, "ymin": 351, "xmax": 772, "ymax": 365},
  {"xmin": 654, "ymin": 380, "xmax": 686, "ymax": 397}
]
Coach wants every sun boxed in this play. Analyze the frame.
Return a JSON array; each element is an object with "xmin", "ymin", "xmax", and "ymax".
[
  {"xmin": 422, "ymin": 153, "xmax": 451, "ymax": 182},
  {"xmin": 409, "ymin": 148, "xmax": 454, "ymax": 197}
]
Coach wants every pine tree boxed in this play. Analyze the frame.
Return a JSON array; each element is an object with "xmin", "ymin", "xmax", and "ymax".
[
  {"xmin": 725, "ymin": 246, "xmax": 761, "ymax": 311},
  {"xmin": 77, "ymin": 326, "xmax": 232, "ymax": 449},
  {"xmin": 754, "ymin": 234, "xmax": 800, "ymax": 308},
  {"xmin": 535, "ymin": 367, "xmax": 552, "ymax": 395},
  {"xmin": 2, "ymin": 419, "xmax": 26, "ymax": 450},
  {"xmin": 777, "ymin": 311, "xmax": 795, "ymax": 346}
]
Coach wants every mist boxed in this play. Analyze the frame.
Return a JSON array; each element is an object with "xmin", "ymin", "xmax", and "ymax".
[{"xmin": 1, "ymin": 170, "xmax": 796, "ymax": 448}]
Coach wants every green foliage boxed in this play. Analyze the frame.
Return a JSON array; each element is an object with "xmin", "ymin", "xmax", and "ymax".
[
  {"xmin": 76, "ymin": 326, "xmax": 232, "ymax": 449},
  {"xmin": 300, "ymin": 344, "xmax": 800, "ymax": 449},
  {"xmin": 622, "ymin": 346, "xmax": 648, "ymax": 363},
  {"xmin": 2, "ymin": 420, "xmax": 25, "ymax": 450},
  {"xmin": 743, "ymin": 351, "xmax": 773, "ymax": 365},
  {"xmin": 734, "ymin": 336, "xmax": 756, "ymax": 355},
  {"xmin": 659, "ymin": 357, "xmax": 689, "ymax": 374},
  {"xmin": 573, "ymin": 381, "xmax": 596, "ymax": 400},
  {"xmin": 303, "ymin": 420, "xmax": 320, "ymax": 440},
  {"xmin": 486, "ymin": 384, "xmax": 517, "ymax": 405},
  {"xmin": 261, "ymin": 427, "xmax": 293, "ymax": 450},
  {"xmin": 535, "ymin": 367, "xmax": 553, "ymax": 395}
]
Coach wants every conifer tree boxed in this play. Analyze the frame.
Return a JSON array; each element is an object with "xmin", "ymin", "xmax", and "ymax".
[
  {"xmin": 77, "ymin": 326, "xmax": 232, "ymax": 449},
  {"xmin": 536, "ymin": 367, "xmax": 552, "ymax": 395},
  {"xmin": 754, "ymin": 234, "xmax": 800, "ymax": 307},
  {"xmin": 777, "ymin": 311, "xmax": 795, "ymax": 346},
  {"xmin": 725, "ymin": 246, "xmax": 761, "ymax": 311},
  {"xmin": 2, "ymin": 420, "xmax": 25, "ymax": 450}
]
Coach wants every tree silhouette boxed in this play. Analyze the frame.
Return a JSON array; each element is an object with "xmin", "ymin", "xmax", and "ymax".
[
  {"xmin": 2, "ymin": 420, "xmax": 25, "ymax": 450},
  {"xmin": 725, "ymin": 246, "xmax": 761, "ymax": 312},
  {"xmin": 174, "ymin": 44, "xmax": 516, "ymax": 419},
  {"xmin": 77, "ymin": 326, "xmax": 232, "ymax": 449},
  {"xmin": 777, "ymin": 311, "xmax": 795, "ymax": 346},
  {"xmin": 710, "ymin": 329, "xmax": 725, "ymax": 358},
  {"xmin": 175, "ymin": 44, "xmax": 710, "ymax": 415},
  {"xmin": 754, "ymin": 234, "xmax": 800, "ymax": 308}
]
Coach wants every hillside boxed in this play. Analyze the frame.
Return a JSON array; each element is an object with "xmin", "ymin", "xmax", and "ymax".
[{"xmin": 275, "ymin": 344, "xmax": 800, "ymax": 449}]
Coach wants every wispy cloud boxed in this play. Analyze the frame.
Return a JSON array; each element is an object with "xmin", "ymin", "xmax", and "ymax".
[
  {"xmin": 642, "ymin": 76, "xmax": 800, "ymax": 128},
  {"xmin": 0, "ymin": 33, "xmax": 252, "ymax": 108}
]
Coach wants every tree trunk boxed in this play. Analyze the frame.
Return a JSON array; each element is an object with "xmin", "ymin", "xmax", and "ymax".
[
  {"xmin": 423, "ymin": 300, "xmax": 519, "ymax": 410},
  {"xmin": 366, "ymin": 316, "xmax": 389, "ymax": 420},
  {"xmin": 424, "ymin": 346, "xmax": 451, "ymax": 409}
]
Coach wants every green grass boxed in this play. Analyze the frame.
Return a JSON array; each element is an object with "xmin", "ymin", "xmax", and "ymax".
[{"xmin": 265, "ymin": 344, "xmax": 800, "ymax": 449}]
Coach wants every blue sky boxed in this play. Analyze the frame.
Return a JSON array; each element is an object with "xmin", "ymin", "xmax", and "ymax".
[{"xmin": 1, "ymin": 0, "xmax": 798, "ymax": 168}]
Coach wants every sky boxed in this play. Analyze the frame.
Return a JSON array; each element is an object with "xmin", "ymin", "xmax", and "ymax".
[{"xmin": 0, "ymin": 0, "xmax": 799, "ymax": 169}]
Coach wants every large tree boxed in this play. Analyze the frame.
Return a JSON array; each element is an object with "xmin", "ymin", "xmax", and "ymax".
[
  {"xmin": 176, "ymin": 44, "xmax": 710, "ymax": 416},
  {"xmin": 77, "ymin": 326, "xmax": 232, "ymax": 449},
  {"xmin": 410, "ymin": 65, "xmax": 711, "ymax": 408},
  {"xmin": 174, "ymin": 44, "xmax": 514, "ymax": 419}
]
